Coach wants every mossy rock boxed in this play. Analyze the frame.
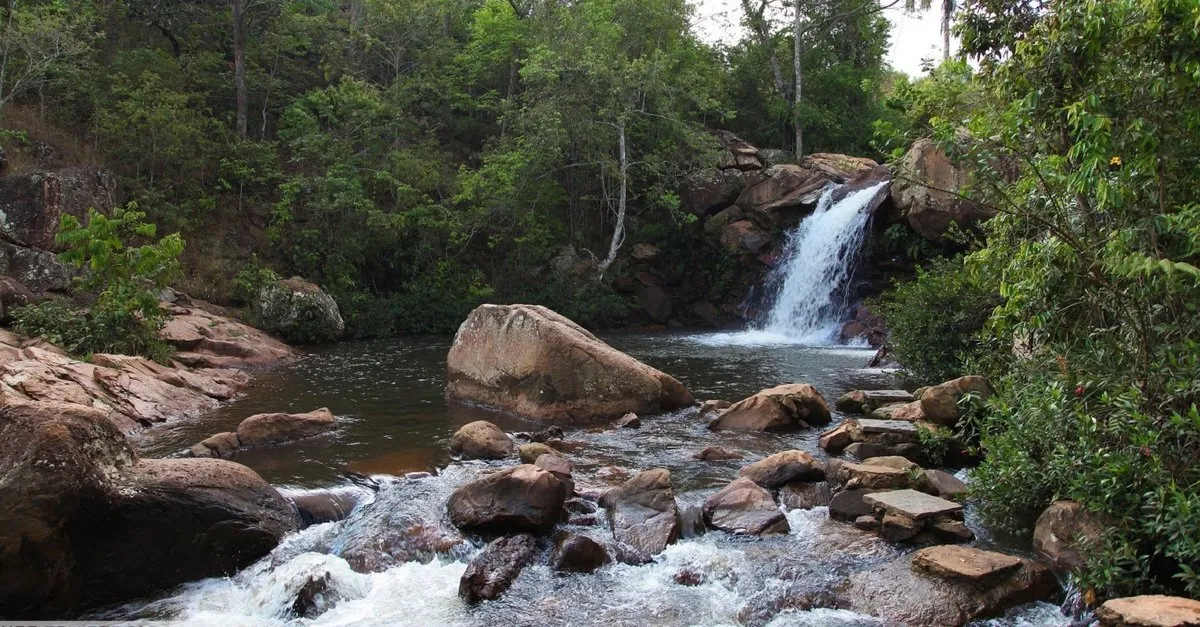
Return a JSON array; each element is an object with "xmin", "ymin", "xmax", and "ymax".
[{"xmin": 255, "ymin": 277, "xmax": 344, "ymax": 344}]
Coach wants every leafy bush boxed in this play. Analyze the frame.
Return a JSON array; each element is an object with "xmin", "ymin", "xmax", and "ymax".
[
  {"xmin": 876, "ymin": 257, "xmax": 1000, "ymax": 384},
  {"xmin": 232, "ymin": 262, "xmax": 281, "ymax": 307},
  {"xmin": 13, "ymin": 204, "xmax": 184, "ymax": 361}
]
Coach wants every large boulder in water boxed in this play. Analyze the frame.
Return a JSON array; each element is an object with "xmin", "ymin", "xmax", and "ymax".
[
  {"xmin": 709, "ymin": 384, "xmax": 831, "ymax": 432},
  {"xmin": 738, "ymin": 450, "xmax": 826, "ymax": 488},
  {"xmin": 236, "ymin": 407, "xmax": 337, "ymax": 447},
  {"xmin": 0, "ymin": 402, "xmax": 299, "ymax": 617},
  {"xmin": 445, "ymin": 304, "xmax": 694, "ymax": 422},
  {"xmin": 891, "ymin": 138, "xmax": 995, "ymax": 241},
  {"xmin": 255, "ymin": 276, "xmax": 345, "ymax": 344},
  {"xmin": 446, "ymin": 464, "xmax": 568, "ymax": 534},
  {"xmin": 600, "ymin": 468, "xmax": 682, "ymax": 557},
  {"xmin": 449, "ymin": 420, "xmax": 514, "ymax": 460},
  {"xmin": 702, "ymin": 478, "xmax": 789, "ymax": 535}
]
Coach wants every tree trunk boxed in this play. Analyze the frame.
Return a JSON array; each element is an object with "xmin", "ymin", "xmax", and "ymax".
[
  {"xmin": 740, "ymin": 0, "xmax": 788, "ymax": 99},
  {"xmin": 596, "ymin": 122, "xmax": 628, "ymax": 277},
  {"xmin": 941, "ymin": 0, "xmax": 952, "ymax": 61},
  {"xmin": 793, "ymin": 3, "xmax": 804, "ymax": 159},
  {"xmin": 233, "ymin": 0, "xmax": 248, "ymax": 138}
]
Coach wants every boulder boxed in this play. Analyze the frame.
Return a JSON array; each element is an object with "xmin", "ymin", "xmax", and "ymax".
[
  {"xmin": 1096, "ymin": 595, "xmax": 1200, "ymax": 627},
  {"xmin": 924, "ymin": 469, "xmax": 967, "ymax": 500},
  {"xmin": 0, "ymin": 168, "xmax": 116, "ymax": 251},
  {"xmin": 458, "ymin": 534, "xmax": 537, "ymax": 604},
  {"xmin": 161, "ymin": 304, "xmax": 296, "ymax": 369},
  {"xmin": 699, "ymin": 399, "xmax": 733, "ymax": 417},
  {"xmin": 450, "ymin": 420, "xmax": 515, "ymax": 460},
  {"xmin": 235, "ymin": 408, "xmax": 336, "ymax": 448},
  {"xmin": 1032, "ymin": 500, "xmax": 1103, "ymax": 572},
  {"xmin": 709, "ymin": 383, "xmax": 831, "ymax": 432},
  {"xmin": 702, "ymin": 478, "xmax": 789, "ymax": 535},
  {"xmin": 863, "ymin": 489, "xmax": 963, "ymax": 521},
  {"xmin": 919, "ymin": 375, "xmax": 993, "ymax": 427},
  {"xmin": 600, "ymin": 468, "xmax": 682, "ymax": 557},
  {"xmin": 190, "ymin": 431, "xmax": 241, "ymax": 458},
  {"xmin": 0, "ymin": 276, "xmax": 34, "ymax": 322},
  {"xmin": 630, "ymin": 243, "xmax": 661, "ymax": 261},
  {"xmin": 445, "ymin": 304, "xmax": 693, "ymax": 422},
  {"xmin": 891, "ymin": 138, "xmax": 996, "ymax": 241},
  {"xmin": 534, "ymin": 454, "xmax": 574, "ymax": 496},
  {"xmin": 518, "ymin": 442, "xmax": 557, "ymax": 464},
  {"xmin": 830, "ymin": 460, "xmax": 917, "ymax": 491},
  {"xmin": 287, "ymin": 488, "xmax": 366, "ymax": 527},
  {"xmin": 842, "ymin": 548, "xmax": 1055, "ymax": 626},
  {"xmin": 829, "ymin": 488, "xmax": 880, "ymax": 522},
  {"xmin": 0, "ymin": 240, "xmax": 72, "ymax": 292},
  {"xmin": 446, "ymin": 465, "xmax": 567, "ymax": 534},
  {"xmin": 779, "ymin": 481, "xmax": 833, "ymax": 510},
  {"xmin": 637, "ymin": 283, "xmax": 673, "ymax": 322},
  {"xmin": 738, "ymin": 450, "xmax": 826, "ymax": 488},
  {"xmin": 719, "ymin": 220, "xmax": 770, "ymax": 255},
  {"xmin": 0, "ymin": 402, "xmax": 298, "ymax": 617},
  {"xmin": 835, "ymin": 390, "xmax": 868, "ymax": 413},
  {"xmin": 735, "ymin": 164, "xmax": 831, "ymax": 227},
  {"xmin": 615, "ymin": 412, "xmax": 641, "ymax": 429},
  {"xmin": 681, "ymin": 170, "xmax": 746, "ymax": 217},
  {"xmin": 693, "ymin": 445, "xmax": 743, "ymax": 461},
  {"xmin": 550, "ymin": 531, "xmax": 609, "ymax": 573},
  {"xmin": 255, "ymin": 277, "xmax": 345, "ymax": 344}
]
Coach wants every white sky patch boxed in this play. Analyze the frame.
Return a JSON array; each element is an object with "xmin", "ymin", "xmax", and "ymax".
[{"xmin": 690, "ymin": 0, "xmax": 951, "ymax": 77}]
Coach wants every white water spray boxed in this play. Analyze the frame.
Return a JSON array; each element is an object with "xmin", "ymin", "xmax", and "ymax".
[{"xmin": 756, "ymin": 182, "xmax": 885, "ymax": 344}]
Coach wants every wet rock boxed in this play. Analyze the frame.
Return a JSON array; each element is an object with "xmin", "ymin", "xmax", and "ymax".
[
  {"xmin": 702, "ymin": 478, "xmax": 789, "ymax": 535},
  {"xmin": 735, "ymin": 164, "xmax": 831, "ymax": 227},
  {"xmin": 836, "ymin": 389, "xmax": 915, "ymax": 414},
  {"xmin": 842, "ymin": 548, "xmax": 1055, "ymax": 626},
  {"xmin": 255, "ymin": 276, "xmax": 344, "ymax": 344},
  {"xmin": 835, "ymin": 390, "xmax": 867, "ymax": 413},
  {"xmin": 854, "ymin": 515, "xmax": 880, "ymax": 531},
  {"xmin": 459, "ymin": 534, "xmax": 538, "ymax": 604},
  {"xmin": 918, "ymin": 375, "xmax": 993, "ymax": 428},
  {"xmin": 236, "ymin": 408, "xmax": 336, "ymax": 448},
  {"xmin": 699, "ymin": 399, "xmax": 732, "ymax": 417},
  {"xmin": 1032, "ymin": 500, "xmax": 1103, "ymax": 572},
  {"xmin": 891, "ymin": 138, "xmax": 996, "ymax": 241},
  {"xmin": 739, "ymin": 450, "xmax": 826, "ymax": 488},
  {"xmin": 288, "ymin": 489, "xmax": 366, "ymax": 527},
  {"xmin": 514, "ymin": 426, "xmax": 564, "ymax": 443},
  {"xmin": 291, "ymin": 573, "xmax": 338, "ymax": 618},
  {"xmin": 162, "ymin": 305, "xmax": 296, "ymax": 369},
  {"xmin": 820, "ymin": 418, "xmax": 923, "ymax": 460},
  {"xmin": 923, "ymin": 469, "xmax": 967, "ymax": 500},
  {"xmin": 693, "ymin": 445, "xmax": 743, "ymax": 461},
  {"xmin": 534, "ymin": 454, "xmax": 574, "ymax": 496},
  {"xmin": 929, "ymin": 519, "xmax": 974, "ymax": 542},
  {"xmin": 828, "ymin": 488, "xmax": 881, "ymax": 522},
  {"xmin": 1096, "ymin": 595, "xmax": 1200, "ymax": 627},
  {"xmin": 190, "ymin": 431, "xmax": 240, "ymax": 458},
  {"xmin": 550, "ymin": 531, "xmax": 609, "ymax": 573},
  {"xmin": 779, "ymin": 481, "xmax": 833, "ymax": 510},
  {"xmin": 673, "ymin": 568, "xmax": 706, "ymax": 586},
  {"xmin": 818, "ymin": 422, "xmax": 855, "ymax": 452},
  {"xmin": 600, "ymin": 468, "xmax": 682, "ymax": 556},
  {"xmin": 709, "ymin": 383, "xmax": 831, "ymax": 432},
  {"xmin": 445, "ymin": 304, "xmax": 693, "ymax": 422},
  {"xmin": 447, "ymin": 465, "xmax": 568, "ymax": 535},
  {"xmin": 0, "ymin": 401, "xmax": 299, "ymax": 617},
  {"xmin": 863, "ymin": 489, "xmax": 963, "ymax": 521},
  {"xmin": 880, "ymin": 513, "xmax": 921, "ymax": 542},
  {"xmin": 615, "ymin": 412, "xmax": 641, "ymax": 429},
  {"xmin": 830, "ymin": 460, "xmax": 916, "ymax": 491},
  {"xmin": 518, "ymin": 442, "xmax": 557, "ymax": 464},
  {"xmin": 912, "ymin": 545, "xmax": 1022, "ymax": 586},
  {"xmin": 450, "ymin": 420, "xmax": 515, "ymax": 460}
]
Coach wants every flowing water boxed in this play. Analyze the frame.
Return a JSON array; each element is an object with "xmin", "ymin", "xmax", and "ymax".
[{"xmin": 121, "ymin": 334, "xmax": 1076, "ymax": 626}]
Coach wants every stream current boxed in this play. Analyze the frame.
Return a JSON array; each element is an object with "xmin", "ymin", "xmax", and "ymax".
[{"xmin": 120, "ymin": 334, "xmax": 1077, "ymax": 626}]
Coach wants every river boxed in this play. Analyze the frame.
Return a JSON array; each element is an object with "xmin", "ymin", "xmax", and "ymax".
[{"xmin": 120, "ymin": 332, "xmax": 1075, "ymax": 626}]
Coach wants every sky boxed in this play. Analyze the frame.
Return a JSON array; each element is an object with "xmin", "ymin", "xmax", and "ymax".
[{"xmin": 690, "ymin": 0, "xmax": 949, "ymax": 77}]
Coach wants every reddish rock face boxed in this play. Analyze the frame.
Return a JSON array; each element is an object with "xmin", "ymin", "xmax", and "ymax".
[
  {"xmin": 702, "ymin": 478, "xmax": 790, "ymax": 535},
  {"xmin": 445, "ymin": 304, "xmax": 693, "ymax": 423},
  {"xmin": 601, "ymin": 468, "xmax": 682, "ymax": 557},
  {"xmin": 0, "ymin": 168, "xmax": 116, "ymax": 252},
  {"xmin": 235, "ymin": 408, "xmax": 337, "ymax": 448},
  {"xmin": 738, "ymin": 450, "xmax": 826, "ymax": 488},
  {"xmin": 709, "ymin": 383, "xmax": 831, "ymax": 432},
  {"xmin": 161, "ymin": 304, "xmax": 297, "ymax": 369},
  {"xmin": 1096, "ymin": 595, "xmax": 1200, "ymax": 627},
  {"xmin": 891, "ymin": 138, "xmax": 996, "ymax": 241}
]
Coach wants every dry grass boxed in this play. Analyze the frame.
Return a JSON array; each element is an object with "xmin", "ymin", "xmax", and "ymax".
[{"xmin": 1, "ymin": 104, "xmax": 101, "ymax": 173}]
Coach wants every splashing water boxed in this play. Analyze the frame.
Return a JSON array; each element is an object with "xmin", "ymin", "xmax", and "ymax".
[{"xmin": 758, "ymin": 182, "xmax": 886, "ymax": 344}]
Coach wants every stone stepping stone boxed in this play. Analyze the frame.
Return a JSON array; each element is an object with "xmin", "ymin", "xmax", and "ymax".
[
  {"xmin": 912, "ymin": 545, "xmax": 1022, "ymax": 585},
  {"xmin": 857, "ymin": 419, "xmax": 919, "ymax": 435},
  {"xmin": 862, "ymin": 390, "xmax": 915, "ymax": 404},
  {"xmin": 863, "ymin": 489, "xmax": 962, "ymax": 520}
]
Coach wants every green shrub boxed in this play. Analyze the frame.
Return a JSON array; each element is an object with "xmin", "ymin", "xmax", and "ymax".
[
  {"xmin": 876, "ymin": 257, "xmax": 1001, "ymax": 384},
  {"xmin": 13, "ymin": 204, "xmax": 183, "ymax": 361}
]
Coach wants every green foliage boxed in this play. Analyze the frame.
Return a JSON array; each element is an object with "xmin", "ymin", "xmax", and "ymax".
[
  {"xmin": 877, "ymin": 257, "xmax": 1000, "ymax": 384},
  {"xmin": 232, "ymin": 262, "xmax": 280, "ymax": 307},
  {"xmin": 14, "ymin": 204, "xmax": 184, "ymax": 360}
]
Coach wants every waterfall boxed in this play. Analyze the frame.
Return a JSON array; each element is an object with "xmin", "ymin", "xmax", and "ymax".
[{"xmin": 755, "ymin": 182, "xmax": 885, "ymax": 344}]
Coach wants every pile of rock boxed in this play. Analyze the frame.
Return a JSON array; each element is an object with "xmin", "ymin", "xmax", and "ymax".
[
  {"xmin": 190, "ymin": 408, "xmax": 337, "ymax": 458},
  {"xmin": 855, "ymin": 489, "xmax": 972, "ymax": 544},
  {"xmin": 820, "ymin": 417, "xmax": 923, "ymax": 461}
]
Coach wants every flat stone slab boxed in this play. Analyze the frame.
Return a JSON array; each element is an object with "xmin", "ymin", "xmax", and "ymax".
[
  {"xmin": 856, "ymin": 419, "xmax": 919, "ymax": 435},
  {"xmin": 862, "ymin": 390, "xmax": 916, "ymax": 404},
  {"xmin": 864, "ymin": 489, "xmax": 963, "ymax": 520},
  {"xmin": 912, "ymin": 545, "xmax": 1022, "ymax": 584},
  {"xmin": 1097, "ymin": 595, "xmax": 1200, "ymax": 627}
]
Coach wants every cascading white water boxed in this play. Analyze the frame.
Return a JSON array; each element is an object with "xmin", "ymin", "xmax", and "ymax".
[{"xmin": 756, "ymin": 182, "xmax": 886, "ymax": 344}]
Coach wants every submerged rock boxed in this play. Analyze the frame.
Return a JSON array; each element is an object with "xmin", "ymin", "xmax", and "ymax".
[
  {"xmin": 601, "ymin": 468, "xmax": 682, "ymax": 556},
  {"xmin": 1096, "ymin": 595, "xmax": 1200, "ymax": 627},
  {"xmin": 738, "ymin": 450, "xmax": 826, "ymax": 488},
  {"xmin": 459, "ymin": 534, "xmax": 538, "ymax": 604},
  {"xmin": 235, "ymin": 407, "xmax": 337, "ymax": 448},
  {"xmin": 842, "ymin": 546, "xmax": 1055, "ymax": 626},
  {"xmin": 255, "ymin": 276, "xmax": 345, "ymax": 344},
  {"xmin": 0, "ymin": 402, "xmax": 298, "ymax": 617},
  {"xmin": 779, "ymin": 481, "xmax": 833, "ymax": 510},
  {"xmin": 693, "ymin": 445, "xmax": 743, "ymax": 461},
  {"xmin": 702, "ymin": 478, "xmax": 790, "ymax": 535},
  {"xmin": 709, "ymin": 383, "xmax": 831, "ymax": 432},
  {"xmin": 446, "ymin": 465, "xmax": 568, "ymax": 535},
  {"xmin": 291, "ymin": 572, "xmax": 339, "ymax": 618},
  {"xmin": 450, "ymin": 420, "xmax": 515, "ymax": 460},
  {"xmin": 445, "ymin": 304, "xmax": 693, "ymax": 422}
]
